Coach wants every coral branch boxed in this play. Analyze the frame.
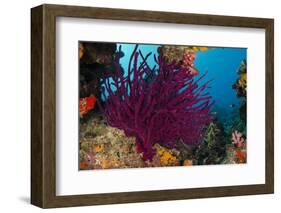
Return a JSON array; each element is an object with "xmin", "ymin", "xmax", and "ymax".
[{"xmin": 100, "ymin": 45, "xmax": 214, "ymax": 161}]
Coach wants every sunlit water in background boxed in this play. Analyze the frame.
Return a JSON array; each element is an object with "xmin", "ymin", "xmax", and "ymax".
[{"xmin": 115, "ymin": 43, "xmax": 246, "ymax": 123}]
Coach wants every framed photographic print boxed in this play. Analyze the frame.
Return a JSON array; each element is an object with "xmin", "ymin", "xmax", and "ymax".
[{"xmin": 31, "ymin": 4, "xmax": 274, "ymax": 208}]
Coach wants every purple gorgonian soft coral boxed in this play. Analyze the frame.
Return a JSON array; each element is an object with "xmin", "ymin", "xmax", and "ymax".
[{"xmin": 99, "ymin": 45, "xmax": 214, "ymax": 161}]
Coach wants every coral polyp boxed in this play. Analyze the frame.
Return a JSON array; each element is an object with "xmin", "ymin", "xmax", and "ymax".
[{"xmin": 100, "ymin": 45, "xmax": 214, "ymax": 161}]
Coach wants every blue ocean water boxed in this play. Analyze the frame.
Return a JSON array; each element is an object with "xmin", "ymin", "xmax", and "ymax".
[
  {"xmin": 118, "ymin": 44, "xmax": 160, "ymax": 72},
  {"xmin": 116, "ymin": 43, "xmax": 246, "ymax": 121},
  {"xmin": 194, "ymin": 48, "xmax": 246, "ymax": 114}
]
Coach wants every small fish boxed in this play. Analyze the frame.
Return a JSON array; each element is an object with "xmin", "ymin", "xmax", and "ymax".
[{"xmin": 229, "ymin": 104, "xmax": 236, "ymax": 108}]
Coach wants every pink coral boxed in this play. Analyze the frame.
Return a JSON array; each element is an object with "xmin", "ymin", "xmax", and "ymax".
[
  {"xmin": 231, "ymin": 130, "xmax": 245, "ymax": 148},
  {"xmin": 181, "ymin": 50, "xmax": 198, "ymax": 76},
  {"xmin": 182, "ymin": 50, "xmax": 196, "ymax": 67}
]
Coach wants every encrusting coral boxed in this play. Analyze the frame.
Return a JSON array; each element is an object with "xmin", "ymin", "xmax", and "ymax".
[
  {"xmin": 158, "ymin": 45, "xmax": 207, "ymax": 76},
  {"xmin": 149, "ymin": 144, "xmax": 180, "ymax": 167},
  {"xmin": 79, "ymin": 95, "xmax": 97, "ymax": 118},
  {"xmin": 99, "ymin": 45, "xmax": 214, "ymax": 161},
  {"xmin": 233, "ymin": 59, "xmax": 247, "ymax": 97},
  {"xmin": 159, "ymin": 45, "xmax": 208, "ymax": 63},
  {"xmin": 80, "ymin": 115, "xmax": 184, "ymax": 169},
  {"xmin": 80, "ymin": 116, "xmax": 146, "ymax": 169}
]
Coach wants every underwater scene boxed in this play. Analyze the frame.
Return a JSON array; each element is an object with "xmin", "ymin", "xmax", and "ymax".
[{"xmin": 79, "ymin": 42, "xmax": 247, "ymax": 170}]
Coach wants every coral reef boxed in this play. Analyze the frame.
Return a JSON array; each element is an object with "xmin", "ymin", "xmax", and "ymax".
[
  {"xmin": 79, "ymin": 95, "xmax": 97, "ymax": 118},
  {"xmin": 223, "ymin": 114, "xmax": 246, "ymax": 137},
  {"xmin": 181, "ymin": 49, "xmax": 199, "ymax": 76},
  {"xmin": 79, "ymin": 99, "xmax": 246, "ymax": 169},
  {"xmin": 79, "ymin": 42, "xmax": 124, "ymax": 112},
  {"xmin": 232, "ymin": 59, "xmax": 247, "ymax": 126},
  {"xmin": 203, "ymin": 122, "xmax": 221, "ymax": 148},
  {"xmin": 158, "ymin": 45, "xmax": 207, "ymax": 76},
  {"xmin": 224, "ymin": 130, "xmax": 246, "ymax": 164},
  {"xmin": 231, "ymin": 130, "xmax": 245, "ymax": 148},
  {"xmin": 233, "ymin": 59, "xmax": 247, "ymax": 97},
  {"xmin": 80, "ymin": 115, "xmax": 184, "ymax": 169},
  {"xmin": 79, "ymin": 43, "xmax": 247, "ymax": 170},
  {"xmin": 148, "ymin": 144, "xmax": 180, "ymax": 167},
  {"xmin": 192, "ymin": 121, "xmax": 227, "ymax": 165},
  {"xmin": 100, "ymin": 45, "xmax": 214, "ymax": 161},
  {"xmin": 80, "ymin": 115, "xmax": 146, "ymax": 169},
  {"xmin": 80, "ymin": 42, "xmax": 117, "ymax": 65},
  {"xmin": 183, "ymin": 159, "xmax": 193, "ymax": 166},
  {"xmin": 159, "ymin": 45, "xmax": 208, "ymax": 64}
]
